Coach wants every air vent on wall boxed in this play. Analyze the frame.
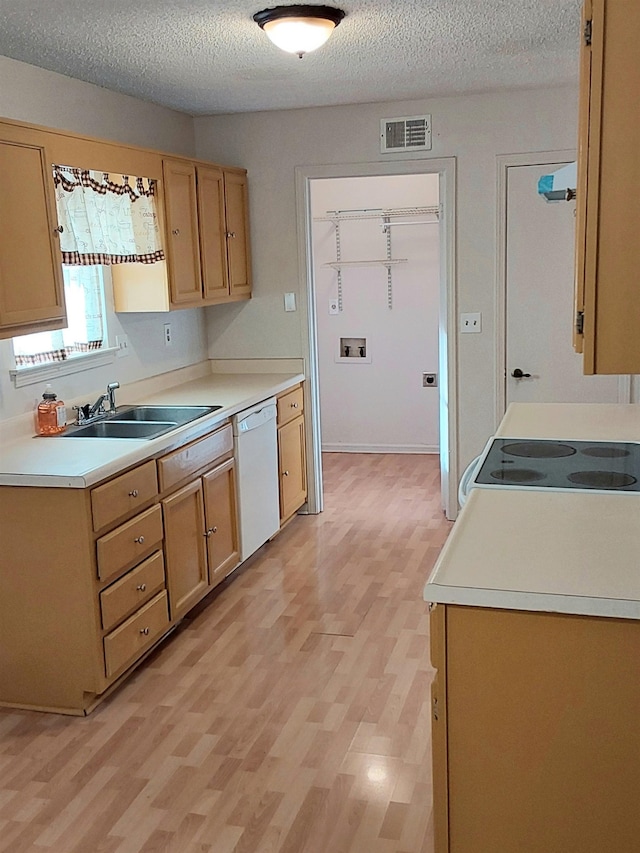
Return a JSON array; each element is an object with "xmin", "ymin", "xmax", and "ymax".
[{"xmin": 380, "ymin": 115, "xmax": 432, "ymax": 153}]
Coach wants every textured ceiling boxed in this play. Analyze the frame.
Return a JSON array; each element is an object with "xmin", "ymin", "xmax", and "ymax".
[{"xmin": 0, "ymin": 0, "xmax": 582, "ymax": 116}]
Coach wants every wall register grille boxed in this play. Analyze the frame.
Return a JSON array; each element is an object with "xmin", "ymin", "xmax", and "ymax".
[{"xmin": 380, "ymin": 115, "xmax": 432, "ymax": 153}]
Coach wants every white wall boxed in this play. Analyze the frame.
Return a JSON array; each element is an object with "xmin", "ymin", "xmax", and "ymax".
[
  {"xmin": 194, "ymin": 86, "xmax": 580, "ymax": 470},
  {"xmin": 312, "ymin": 174, "xmax": 440, "ymax": 453},
  {"xmin": 0, "ymin": 56, "xmax": 207, "ymax": 422}
]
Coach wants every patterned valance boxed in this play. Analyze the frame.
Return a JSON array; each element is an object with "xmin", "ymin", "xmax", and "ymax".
[{"xmin": 52, "ymin": 166, "xmax": 165, "ymax": 266}]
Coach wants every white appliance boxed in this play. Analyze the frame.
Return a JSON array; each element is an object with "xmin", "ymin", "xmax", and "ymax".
[
  {"xmin": 461, "ymin": 436, "xmax": 640, "ymax": 502},
  {"xmin": 458, "ymin": 452, "xmax": 484, "ymax": 506},
  {"xmin": 232, "ymin": 399, "xmax": 280, "ymax": 561}
]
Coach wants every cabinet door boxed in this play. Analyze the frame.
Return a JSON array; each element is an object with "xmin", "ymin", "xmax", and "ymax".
[
  {"xmin": 278, "ymin": 414, "xmax": 307, "ymax": 523},
  {"xmin": 162, "ymin": 158, "xmax": 203, "ymax": 307},
  {"xmin": 203, "ymin": 458, "xmax": 239, "ymax": 587},
  {"xmin": 223, "ymin": 170, "xmax": 252, "ymax": 300},
  {"xmin": 162, "ymin": 479, "xmax": 209, "ymax": 618},
  {"xmin": 575, "ymin": 0, "xmax": 640, "ymax": 373},
  {"xmin": 0, "ymin": 140, "xmax": 66, "ymax": 338},
  {"xmin": 197, "ymin": 165, "xmax": 230, "ymax": 304}
]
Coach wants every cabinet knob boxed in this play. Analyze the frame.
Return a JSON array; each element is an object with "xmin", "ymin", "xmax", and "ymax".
[
  {"xmin": 134, "ymin": 535, "xmax": 145, "ymax": 544},
  {"xmin": 205, "ymin": 526, "xmax": 218, "ymax": 537},
  {"xmin": 139, "ymin": 627, "xmax": 150, "ymax": 636},
  {"xmin": 53, "ymin": 225, "xmax": 64, "ymax": 234},
  {"xmin": 283, "ymin": 470, "xmax": 290, "ymax": 477},
  {"xmin": 172, "ymin": 228, "xmax": 180, "ymax": 236},
  {"xmin": 291, "ymin": 402, "xmax": 299, "ymax": 408},
  {"xmin": 136, "ymin": 583, "xmax": 147, "ymax": 592},
  {"xmin": 129, "ymin": 489, "xmax": 139, "ymax": 498},
  {"xmin": 226, "ymin": 231, "xmax": 236, "ymax": 238}
]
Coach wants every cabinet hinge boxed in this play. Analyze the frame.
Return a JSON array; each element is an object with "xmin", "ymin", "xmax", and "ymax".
[
  {"xmin": 576, "ymin": 310, "xmax": 585, "ymax": 336},
  {"xmin": 584, "ymin": 19, "xmax": 592, "ymax": 46}
]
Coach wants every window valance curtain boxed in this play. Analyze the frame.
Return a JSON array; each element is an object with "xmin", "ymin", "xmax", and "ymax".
[{"xmin": 52, "ymin": 166, "xmax": 165, "ymax": 266}]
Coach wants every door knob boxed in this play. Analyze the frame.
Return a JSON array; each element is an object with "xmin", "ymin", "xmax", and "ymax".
[{"xmin": 511, "ymin": 368, "xmax": 531, "ymax": 379}]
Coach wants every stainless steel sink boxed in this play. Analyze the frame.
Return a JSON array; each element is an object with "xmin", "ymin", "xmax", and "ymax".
[
  {"xmin": 112, "ymin": 405, "xmax": 222, "ymax": 425},
  {"xmin": 62, "ymin": 403, "xmax": 223, "ymax": 439},
  {"xmin": 63, "ymin": 420, "xmax": 178, "ymax": 439}
]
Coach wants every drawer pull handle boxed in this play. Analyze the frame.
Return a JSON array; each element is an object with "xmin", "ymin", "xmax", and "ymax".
[
  {"xmin": 137, "ymin": 583, "xmax": 147, "ymax": 592},
  {"xmin": 283, "ymin": 470, "xmax": 289, "ymax": 477},
  {"xmin": 134, "ymin": 535, "xmax": 145, "ymax": 544},
  {"xmin": 291, "ymin": 402, "xmax": 299, "ymax": 408},
  {"xmin": 205, "ymin": 526, "xmax": 218, "ymax": 537},
  {"xmin": 226, "ymin": 231, "xmax": 236, "ymax": 238},
  {"xmin": 129, "ymin": 489, "xmax": 139, "ymax": 498},
  {"xmin": 140, "ymin": 627, "xmax": 150, "ymax": 636},
  {"xmin": 172, "ymin": 228, "xmax": 180, "ymax": 236}
]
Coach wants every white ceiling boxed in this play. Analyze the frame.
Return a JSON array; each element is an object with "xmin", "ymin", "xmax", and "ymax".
[{"xmin": 0, "ymin": 0, "xmax": 582, "ymax": 116}]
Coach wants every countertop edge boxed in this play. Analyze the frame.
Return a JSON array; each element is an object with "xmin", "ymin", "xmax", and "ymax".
[{"xmin": 423, "ymin": 582, "xmax": 640, "ymax": 621}]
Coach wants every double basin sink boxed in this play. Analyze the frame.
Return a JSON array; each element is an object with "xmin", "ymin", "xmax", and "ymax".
[{"xmin": 62, "ymin": 405, "xmax": 223, "ymax": 440}]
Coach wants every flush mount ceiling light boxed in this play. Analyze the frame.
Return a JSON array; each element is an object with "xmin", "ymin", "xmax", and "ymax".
[{"xmin": 253, "ymin": 5, "xmax": 346, "ymax": 58}]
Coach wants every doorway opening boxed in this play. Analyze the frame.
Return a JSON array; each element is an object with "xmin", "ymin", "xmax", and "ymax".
[{"xmin": 295, "ymin": 159, "xmax": 457, "ymax": 520}]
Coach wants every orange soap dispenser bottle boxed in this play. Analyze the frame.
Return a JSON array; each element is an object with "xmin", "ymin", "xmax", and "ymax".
[{"xmin": 36, "ymin": 384, "xmax": 66, "ymax": 435}]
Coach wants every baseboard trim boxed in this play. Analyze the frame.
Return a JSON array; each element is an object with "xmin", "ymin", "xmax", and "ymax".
[{"xmin": 321, "ymin": 444, "xmax": 439, "ymax": 454}]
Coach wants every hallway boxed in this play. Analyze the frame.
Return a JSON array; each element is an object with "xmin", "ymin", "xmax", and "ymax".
[{"xmin": 0, "ymin": 453, "xmax": 452, "ymax": 853}]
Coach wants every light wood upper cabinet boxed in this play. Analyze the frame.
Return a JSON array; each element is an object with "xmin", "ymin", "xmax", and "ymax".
[
  {"xmin": 198, "ymin": 165, "xmax": 229, "ymax": 304},
  {"xmin": 574, "ymin": 0, "xmax": 640, "ymax": 373},
  {"xmin": 162, "ymin": 158, "xmax": 204, "ymax": 306},
  {"xmin": 224, "ymin": 169, "xmax": 252, "ymax": 299},
  {"xmin": 0, "ymin": 139, "xmax": 66, "ymax": 339},
  {"xmin": 158, "ymin": 159, "xmax": 252, "ymax": 310}
]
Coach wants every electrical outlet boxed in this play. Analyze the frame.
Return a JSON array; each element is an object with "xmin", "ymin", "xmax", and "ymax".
[
  {"xmin": 460, "ymin": 312, "xmax": 482, "ymax": 334},
  {"xmin": 115, "ymin": 334, "xmax": 130, "ymax": 358},
  {"xmin": 329, "ymin": 299, "xmax": 340, "ymax": 315}
]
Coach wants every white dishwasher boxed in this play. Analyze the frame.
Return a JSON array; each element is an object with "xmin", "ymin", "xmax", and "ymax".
[{"xmin": 232, "ymin": 399, "xmax": 280, "ymax": 561}]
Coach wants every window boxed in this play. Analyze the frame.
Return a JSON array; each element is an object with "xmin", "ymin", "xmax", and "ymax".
[{"xmin": 13, "ymin": 266, "xmax": 107, "ymax": 366}]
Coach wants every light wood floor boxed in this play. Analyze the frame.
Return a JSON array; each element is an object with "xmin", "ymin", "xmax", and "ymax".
[{"xmin": 0, "ymin": 453, "xmax": 452, "ymax": 853}]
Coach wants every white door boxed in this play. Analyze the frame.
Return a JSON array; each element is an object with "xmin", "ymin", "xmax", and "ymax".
[{"xmin": 505, "ymin": 162, "xmax": 621, "ymax": 405}]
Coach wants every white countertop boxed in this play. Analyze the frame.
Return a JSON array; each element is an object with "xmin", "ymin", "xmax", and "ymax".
[
  {"xmin": 425, "ymin": 402, "xmax": 640, "ymax": 620},
  {"xmin": 0, "ymin": 371, "xmax": 304, "ymax": 488}
]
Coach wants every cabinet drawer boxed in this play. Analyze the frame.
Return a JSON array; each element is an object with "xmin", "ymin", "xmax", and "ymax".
[
  {"xmin": 100, "ymin": 550, "xmax": 165, "ymax": 631},
  {"xmin": 96, "ymin": 504, "xmax": 164, "ymax": 583},
  {"xmin": 158, "ymin": 423, "xmax": 233, "ymax": 493},
  {"xmin": 91, "ymin": 460, "xmax": 158, "ymax": 532},
  {"xmin": 277, "ymin": 385, "xmax": 304, "ymax": 426},
  {"xmin": 103, "ymin": 591, "xmax": 170, "ymax": 678}
]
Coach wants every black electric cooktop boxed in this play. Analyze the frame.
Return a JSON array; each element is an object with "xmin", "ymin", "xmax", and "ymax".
[{"xmin": 474, "ymin": 438, "xmax": 640, "ymax": 492}]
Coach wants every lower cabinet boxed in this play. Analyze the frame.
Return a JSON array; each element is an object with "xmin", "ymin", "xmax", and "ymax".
[
  {"xmin": 162, "ymin": 456, "xmax": 239, "ymax": 620},
  {"xmin": 276, "ymin": 383, "xmax": 307, "ymax": 525},
  {"xmin": 0, "ymin": 419, "xmax": 240, "ymax": 715},
  {"xmin": 163, "ymin": 479, "xmax": 209, "ymax": 619},
  {"xmin": 278, "ymin": 415, "xmax": 307, "ymax": 523},
  {"xmin": 430, "ymin": 603, "xmax": 640, "ymax": 853},
  {"xmin": 203, "ymin": 458, "xmax": 239, "ymax": 586}
]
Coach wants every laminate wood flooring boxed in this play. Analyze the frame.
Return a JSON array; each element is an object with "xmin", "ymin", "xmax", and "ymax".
[{"xmin": 0, "ymin": 453, "xmax": 452, "ymax": 853}]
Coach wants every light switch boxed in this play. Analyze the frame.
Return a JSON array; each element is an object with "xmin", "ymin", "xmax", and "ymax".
[
  {"xmin": 284, "ymin": 292, "xmax": 297, "ymax": 312},
  {"xmin": 460, "ymin": 312, "xmax": 482, "ymax": 333}
]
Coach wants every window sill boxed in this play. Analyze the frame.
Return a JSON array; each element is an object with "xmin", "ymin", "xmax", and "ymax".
[{"xmin": 10, "ymin": 347, "xmax": 119, "ymax": 388}]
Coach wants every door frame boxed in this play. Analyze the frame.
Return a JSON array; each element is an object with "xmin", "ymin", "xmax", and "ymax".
[
  {"xmin": 495, "ymin": 150, "xmax": 631, "ymax": 425},
  {"xmin": 295, "ymin": 157, "xmax": 458, "ymax": 520}
]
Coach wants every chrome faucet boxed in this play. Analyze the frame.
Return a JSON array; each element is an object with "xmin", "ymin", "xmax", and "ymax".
[
  {"xmin": 106, "ymin": 381, "xmax": 120, "ymax": 413},
  {"xmin": 73, "ymin": 381, "xmax": 120, "ymax": 424}
]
